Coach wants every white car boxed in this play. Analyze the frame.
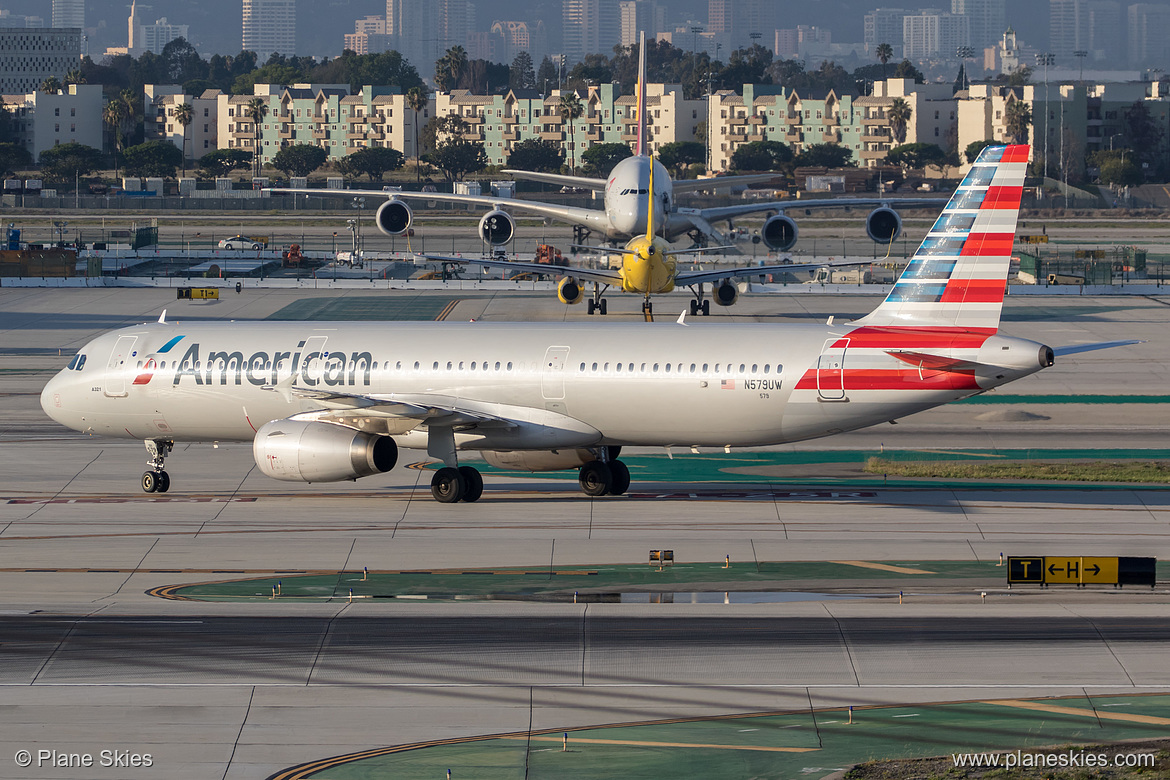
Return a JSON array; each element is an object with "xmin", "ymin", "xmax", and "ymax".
[{"xmin": 218, "ymin": 236, "xmax": 263, "ymax": 250}]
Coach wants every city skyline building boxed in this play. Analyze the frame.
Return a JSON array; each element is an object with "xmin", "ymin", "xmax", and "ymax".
[
  {"xmin": 386, "ymin": 0, "xmax": 440, "ymax": 77},
  {"xmin": 1049, "ymin": 0, "xmax": 1121, "ymax": 63},
  {"xmin": 0, "ymin": 27, "xmax": 82, "ymax": 94},
  {"xmin": 563, "ymin": 0, "xmax": 620, "ymax": 67},
  {"xmin": 1126, "ymin": 3, "xmax": 1170, "ymax": 69},
  {"xmin": 865, "ymin": 7, "xmax": 908, "ymax": 51},
  {"xmin": 951, "ymin": 0, "xmax": 1005, "ymax": 51},
  {"xmin": 903, "ymin": 9, "xmax": 969, "ymax": 60},
  {"xmin": 242, "ymin": 0, "xmax": 296, "ymax": 62},
  {"xmin": 50, "ymin": 0, "xmax": 84, "ymax": 30},
  {"xmin": 619, "ymin": 1, "xmax": 665, "ymax": 47}
]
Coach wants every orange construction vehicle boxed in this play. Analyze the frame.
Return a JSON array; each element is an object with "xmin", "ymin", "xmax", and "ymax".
[
  {"xmin": 534, "ymin": 244, "xmax": 566, "ymax": 266},
  {"xmin": 282, "ymin": 244, "xmax": 305, "ymax": 267}
]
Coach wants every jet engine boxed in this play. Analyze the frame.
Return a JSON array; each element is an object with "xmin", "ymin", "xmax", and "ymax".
[
  {"xmin": 375, "ymin": 198, "xmax": 413, "ymax": 236},
  {"xmin": 482, "ymin": 449, "xmax": 596, "ymax": 472},
  {"xmin": 253, "ymin": 419, "xmax": 398, "ymax": 482},
  {"xmin": 713, "ymin": 279, "xmax": 739, "ymax": 307},
  {"xmin": 557, "ymin": 277, "xmax": 584, "ymax": 305},
  {"xmin": 760, "ymin": 214, "xmax": 798, "ymax": 252},
  {"xmin": 866, "ymin": 207, "xmax": 902, "ymax": 244},
  {"xmin": 479, "ymin": 209, "xmax": 515, "ymax": 246}
]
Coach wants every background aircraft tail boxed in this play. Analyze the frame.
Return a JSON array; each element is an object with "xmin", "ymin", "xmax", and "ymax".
[
  {"xmin": 859, "ymin": 144, "xmax": 1029, "ymax": 330},
  {"xmin": 636, "ymin": 31, "xmax": 646, "ymax": 157}
]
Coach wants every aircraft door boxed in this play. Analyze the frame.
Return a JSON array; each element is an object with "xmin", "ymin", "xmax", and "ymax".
[
  {"xmin": 299, "ymin": 336, "xmax": 329, "ymax": 386},
  {"xmin": 541, "ymin": 346, "xmax": 570, "ymax": 400},
  {"xmin": 816, "ymin": 338, "xmax": 848, "ymax": 401},
  {"xmin": 103, "ymin": 335, "xmax": 139, "ymax": 398}
]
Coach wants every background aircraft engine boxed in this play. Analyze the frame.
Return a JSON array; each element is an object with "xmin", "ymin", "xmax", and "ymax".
[
  {"xmin": 375, "ymin": 199, "xmax": 413, "ymax": 236},
  {"xmin": 479, "ymin": 210, "xmax": 515, "ymax": 246},
  {"xmin": 713, "ymin": 280, "xmax": 739, "ymax": 307},
  {"xmin": 253, "ymin": 420, "xmax": 397, "ymax": 482},
  {"xmin": 866, "ymin": 207, "xmax": 902, "ymax": 244},
  {"xmin": 483, "ymin": 449, "xmax": 596, "ymax": 472},
  {"xmin": 760, "ymin": 214, "xmax": 798, "ymax": 252},
  {"xmin": 557, "ymin": 277, "xmax": 584, "ymax": 304}
]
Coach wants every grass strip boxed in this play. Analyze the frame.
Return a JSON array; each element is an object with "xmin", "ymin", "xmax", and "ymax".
[{"xmin": 866, "ymin": 457, "xmax": 1170, "ymax": 483}]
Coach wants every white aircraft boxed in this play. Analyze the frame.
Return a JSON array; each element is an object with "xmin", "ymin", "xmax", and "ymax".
[
  {"xmin": 40, "ymin": 144, "xmax": 1138, "ymax": 504},
  {"xmin": 274, "ymin": 32, "xmax": 942, "ymax": 316}
]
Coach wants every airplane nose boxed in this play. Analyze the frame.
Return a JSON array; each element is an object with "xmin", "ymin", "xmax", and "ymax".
[{"xmin": 40, "ymin": 371, "xmax": 70, "ymax": 426}]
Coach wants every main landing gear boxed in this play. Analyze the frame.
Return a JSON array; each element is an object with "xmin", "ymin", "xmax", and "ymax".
[
  {"xmin": 687, "ymin": 284, "xmax": 711, "ymax": 316},
  {"xmin": 578, "ymin": 448, "xmax": 630, "ymax": 497},
  {"xmin": 427, "ymin": 425, "xmax": 483, "ymax": 503},
  {"xmin": 141, "ymin": 438, "xmax": 173, "ymax": 493},
  {"xmin": 586, "ymin": 283, "xmax": 608, "ymax": 315}
]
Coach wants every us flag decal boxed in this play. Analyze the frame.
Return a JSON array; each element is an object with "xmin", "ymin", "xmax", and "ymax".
[{"xmin": 721, "ymin": 379, "xmax": 736, "ymax": 389}]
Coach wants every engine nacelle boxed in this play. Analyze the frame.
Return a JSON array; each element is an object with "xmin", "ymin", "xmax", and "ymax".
[
  {"xmin": 479, "ymin": 209, "xmax": 515, "ymax": 246},
  {"xmin": 375, "ymin": 198, "xmax": 413, "ymax": 236},
  {"xmin": 866, "ymin": 207, "xmax": 902, "ymax": 244},
  {"xmin": 482, "ymin": 449, "xmax": 596, "ymax": 472},
  {"xmin": 253, "ymin": 419, "xmax": 397, "ymax": 482},
  {"xmin": 713, "ymin": 279, "xmax": 739, "ymax": 307},
  {"xmin": 760, "ymin": 214, "xmax": 798, "ymax": 252},
  {"xmin": 557, "ymin": 276, "xmax": 583, "ymax": 305}
]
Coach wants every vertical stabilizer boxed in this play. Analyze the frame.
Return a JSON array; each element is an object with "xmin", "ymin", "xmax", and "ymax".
[
  {"xmin": 859, "ymin": 144, "xmax": 1029, "ymax": 330},
  {"xmin": 636, "ymin": 31, "xmax": 647, "ymax": 157}
]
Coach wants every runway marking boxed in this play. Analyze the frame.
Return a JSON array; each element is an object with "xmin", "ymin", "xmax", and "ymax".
[
  {"xmin": 434, "ymin": 300, "xmax": 459, "ymax": 321},
  {"xmin": 6, "ymin": 497, "xmax": 257, "ymax": 505},
  {"xmin": 499, "ymin": 735, "xmax": 817, "ymax": 752},
  {"xmin": 985, "ymin": 699, "xmax": 1170, "ymax": 725},
  {"xmin": 829, "ymin": 561, "xmax": 936, "ymax": 575}
]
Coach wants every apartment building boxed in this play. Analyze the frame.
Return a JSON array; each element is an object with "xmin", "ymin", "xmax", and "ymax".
[
  {"xmin": 144, "ymin": 86, "xmax": 222, "ymax": 160},
  {"xmin": 217, "ymin": 84, "xmax": 432, "ymax": 167},
  {"xmin": 0, "ymin": 27, "xmax": 81, "ymax": 95},
  {"xmin": 0, "ymin": 83, "xmax": 103, "ymax": 163}
]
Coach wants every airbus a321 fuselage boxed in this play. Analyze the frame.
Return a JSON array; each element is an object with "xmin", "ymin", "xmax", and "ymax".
[{"xmin": 41, "ymin": 144, "xmax": 1137, "ymax": 504}]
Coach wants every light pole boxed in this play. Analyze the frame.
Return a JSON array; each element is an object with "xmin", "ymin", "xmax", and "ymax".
[
  {"xmin": 1036, "ymin": 53, "xmax": 1054, "ymax": 179},
  {"xmin": 350, "ymin": 196, "xmax": 366, "ymax": 255},
  {"xmin": 53, "ymin": 220, "xmax": 68, "ymax": 247},
  {"xmin": 956, "ymin": 46, "xmax": 973, "ymax": 92},
  {"xmin": 1074, "ymin": 50, "xmax": 1087, "ymax": 83}
]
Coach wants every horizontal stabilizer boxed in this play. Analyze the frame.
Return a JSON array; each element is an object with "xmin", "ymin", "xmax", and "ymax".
[
  {"xmin": 886, "ymin": 350, "xmax": 985, "ymax": 372},
  {"xmin": 500, "ymin": 170, "xmax": 607, "ymax": 191},
  {"xmin": 1053, "ymin": 339, "xmax": 1143, "ymax": 356}
]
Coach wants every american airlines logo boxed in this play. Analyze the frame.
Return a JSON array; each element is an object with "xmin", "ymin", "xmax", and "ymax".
[{"xmin": 169, "ymin": 343, "xmax": 374, "ymax": 388}]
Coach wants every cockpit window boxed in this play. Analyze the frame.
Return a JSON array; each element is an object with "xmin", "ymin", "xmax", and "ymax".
[
  {"xmin": 77, "ymin": 355, "xmax": 87, "ymax": 369},
  {"xmin": 68, "ymin": 354, "xmax": 87, "ymax": 370},
  {"xmin": 67, "ymin": 354, "xmax": 79, "ymax": 370}
]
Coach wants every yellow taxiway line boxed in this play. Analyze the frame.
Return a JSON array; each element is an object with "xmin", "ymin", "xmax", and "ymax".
[
  {"xmin": 985, "ymin": 699, "xmax": 1170, "ymax": 726},
  {"xmin": 830, "ymin": 561, "xmax": 936, "ymax": 575}
]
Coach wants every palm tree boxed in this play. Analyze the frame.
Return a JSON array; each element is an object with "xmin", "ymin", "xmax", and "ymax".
[
  {"xmin": 174, "ymin": 102, "xmax": 194, "ymax": 176},
  {"xmin": 103, "ymin": 100, "xmax": 128, "ymax": 178},
  {"xmin": 405, "ymin": 86, "xmax": 427, "ymax": 184},
  {"xmin": 245, "ymin": 97, "xmax": 269, "ymax": 176},
  {"xmin": 40, "ymin": 76, "xmax": 62, "ymax": 94},
  {"xmin": 435, "ymin": 46, "xmax": 468, "ymax": 91},
  {"xmin": 888, "ymin": 97, "xmax": 912, "ymax": 145},
  {"xmin": 119, "ymin": 88, "xmax": 140, "ymax": 148},
  {"xmin": 875, "ymin": 43, "xmax": 894, "ymax": 79},
  {"xmin": 64, "ymin": 68, "xmax": 85, "ymax": 85},
  {"xmin": 558, "ymin": 92, "xmax": 584, "ymax": 172},
  {"xmin": 1004, "ymin": 99, "xmax": 1032, "ymax": 144}
]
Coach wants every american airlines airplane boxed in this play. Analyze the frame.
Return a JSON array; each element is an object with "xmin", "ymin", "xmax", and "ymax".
[
  {"xmin": 40, "ymin": 144, "xmax": 1137, "ymax": 504},
  {"xmin": 276, "ymin": 32, "xmax": 941, "ymax": 316}
]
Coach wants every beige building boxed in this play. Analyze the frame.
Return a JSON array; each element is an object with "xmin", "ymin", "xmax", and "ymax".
[
  {"xmin": 1, "ymin": 83, "xmax": 103, "ymax": 163},
  {"xmin": 144, "ymin": 86, "xmax": 222, "ymax": 162},
  {"xmin": 856, "ymin": 78, "xmax": 958, "ymax": 166}
]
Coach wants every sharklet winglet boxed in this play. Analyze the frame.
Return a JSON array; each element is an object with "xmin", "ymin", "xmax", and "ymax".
[{"xmin": 158, "ymin": 309, "xmax": 167, "ymax": 324}]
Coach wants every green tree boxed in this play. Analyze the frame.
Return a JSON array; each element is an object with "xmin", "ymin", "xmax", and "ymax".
[
  {"xmin": 1004, "ymin": 99, "xmax": 1032, "ymax": 144},
  {"xmin": 875, "ymin": 43, "xmax": 894, "ymax": 78},
  {"xmin": 0, "ymin": 142, "xmax": 32, "ymax": 176},
  {"xmin": 435, "ymin": 45, "xmax": 468, "ymax": 91},
  {"xmin": 886, "ymin": 142, "xmax": 947, "ymax": 172},
  {"xmin": 63, "ymin": 67, "xmax": 85, "ymax": 85},
  {"xmin": 794, "ymin": 144, "xmax": 856, "ymax": 168},
  {"xmin": 580, "ymin": 142, "xmax": 632, "ymax": 177},
  {"xmin": 729, "ymin": 140, "xmax": 793, "ymax": 172},
  {"xmin": 405, "ymin": 86, "xmax": 429, "ymax": 184},
  {"xmin": 272, "ymin": 143, "xmax": 328, "ymax": 177},
  {"xmin": 657, "ymin": 141, "xmax": 707, "ymax": 176},
  {"xmin": 1098, "ymin": 156, "xmax": 1141, "ymax": 186},
  {"xmin": 103, "ymin": 100, "xmax": 128, "ymax": 177},
  {"xmin": 505, "ymin": 139, "xmax": 564, "ymax": 172},
  {"xmin": 510, "ymin": 51, "xmax": 536, "ymax": 91},
  {"xmin": 965, "ymin": 139, "xmax": 997, "ymax": 164},
  {"xmin": 198, "ymin": 148, "xmax": 252, "ymax": 177},
  {"xmin": 887, "ymin": 97, "xmax": 912, "ymax": 145},
  {"xmin": 536, "ymin": 56, "xmax": 557, "ymax": 92},
  {"xmin": 122, "ymin": 140, "xmax": 183, "ymax": 178},
  {"xmin": 40, "ymin": 76, "xmax": 62, "ymax": 94},
  {"xmin": 245, "ymin": 97, "xmax": 269, "ymax": 175},
  {"xmin": 336, "ymin": 146, "xmax": 405, "ymax": 181},
  {"xmin": 558, "ymin": 92, "xmax": 584, "ymax": 172},
  {"xmin": 173, "ymin": 102, "xmax": 193, "ymax": 175},
  {"xmin": 427, "ymin": 138, "xmax": 487, "ymax": 183},
  {"xmin": 39, "ymin": 142, "xmax": 104, "ymax": 182},
  {"xmin": 1122, "ymin": 100, "xmax": 1163, "ymax": 169},
  {"xmin": 893, "ymin": 60, "xmax": 926, "ymax": 83}
]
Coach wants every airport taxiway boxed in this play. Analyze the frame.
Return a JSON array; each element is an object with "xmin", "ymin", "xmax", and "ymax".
[{"xmin": 0, "ymin": 288, "xmax": 1168, "ymax": 779}]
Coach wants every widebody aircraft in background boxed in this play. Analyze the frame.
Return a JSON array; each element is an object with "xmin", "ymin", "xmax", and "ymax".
[{"xmin": 40, "ymin": 145, "xmax": 1139, "ymax": 504}]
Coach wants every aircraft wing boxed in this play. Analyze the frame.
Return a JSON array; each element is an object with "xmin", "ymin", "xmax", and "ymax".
[
  {"xmin": 500, "ymin": 170, "xmax": 607, "ymax": 190},
  {"xmin": 670, "ymin": 174, "xmax": 780, "ymax": 193},
  {"xmin": 277, "ymin": 387, "xmax": 517, "ymax": 429},
  {"xmin": 691, "ymin": 197, "xmax": 948, "ymax": 223},
  {"xmin": 675, "ymin": 258, "xmax": 870, "ymax": 287},
  {"xmin": 270, "ymin": 187, "xmax": 614, "ymax": 232},
  {"xmin": 1053, "ymin": 340, "xmax": 1143, "ymax": 356},
  {"xmin": 411, "ymin": 252, "xmax": 624, "ymax": 286}
]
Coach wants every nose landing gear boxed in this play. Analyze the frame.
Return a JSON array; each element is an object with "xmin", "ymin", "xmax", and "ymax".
[{"xmin": 142, "ymin": 438, "xmax": 173, "ymax": 493}]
